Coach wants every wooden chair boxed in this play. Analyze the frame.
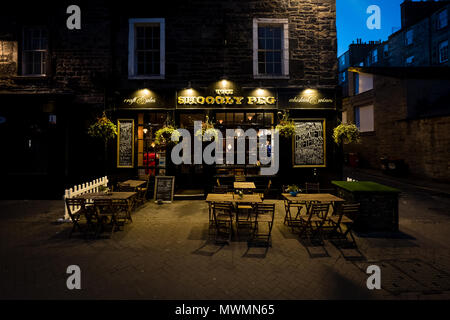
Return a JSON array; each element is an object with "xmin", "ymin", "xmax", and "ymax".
[
  {"xmin": 298, "ymin": 202, "xmax": 331, "ymax": 243},
  {"xmin": 259, "ymin": 179, "xmax": 272, "ymax": 200},
  {"xmin": 136, "ymin": 177, "xmax": 152, "ymax": 206},
  {"xmin": 212, "ymin": 202, "xmax": 234, "ymax": 244},
  {"xmin": 305, "ymin": 182, "xmax": 320, "ymax": 194},
  {"xmin": 93, "ymin": 199, "xmax": 114, "ymax": 238},
  {"xmin": 283, "ymin": 200, "xmax": 307, "ymax": 231},
  {"xmin": 65, "ymin": 198, "xmax": 89, "ymax": 238},
  {"xmin": 250, "ymin": 203, "xmax": 275, "ymax": 246},
  {"xmin": 328, "ymin": 203, "xmax": 359, "ymax": 244},
  {"xmin": 235, "ymin": 175, "xmax": 246, "ymax": 182},
  {"xmin": 112, "ymin": 199, "xmax": 132, "ymax": 232}
]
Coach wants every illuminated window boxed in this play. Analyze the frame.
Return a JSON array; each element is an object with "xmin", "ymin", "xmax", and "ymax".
[
  {"xmin": 129, "ymin": 18, "xmax": 165, "ymax": 79},
  {"xmin": 355, "ymin": 105, "xmax": 374, "ymax": 132},
  {"xmin": 342, "ymin": 111, "xmax": 348, "ymax": 124},
  {"xmin": 253, "ymin": 18, "xmax": 289, "ymax": 78},
  {"xmin": 372, "ymin": 49, "xmax": 378, "ymax": 63},
  {"xmin": 405, "ymin": 56, "xmax": 414, "ymax": 65},
  {"xmin": 439, "ymin": 41, "xmax": 448, "ymax": 63},
  {"xmin": 405, "ymin": 29, "xmax": 414, "ymax": 46},
  {"xmin": 22, "ymin": 27, "xmax": 48, "ymax": 76},
  {"xmin": 354, "ymin": 72, "xmax": 373, "ymax": 95},
  {"xmin": 383, "ymin": 44, "xmax": 389, "ymax": 57},
  {"xmin": 438, "ymin": 9, "xmax": 448, "ymax": 29}
]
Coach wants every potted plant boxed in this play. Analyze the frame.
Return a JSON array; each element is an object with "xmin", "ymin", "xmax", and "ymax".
[
  {"xmin": 275, "ymin": 112, "xmax": 296, "ymax": 138},
  {"xmin": 154, "ymin": 125, "xmax": 181, "ymax": 146},
  {"xmin": 333, "ymin": 123, "xmax": 361, "ymax": 145},
  {"xmin": 287, "ymin": 185, "xmax": 301, "ymax": 197},
  {"xmin": 98, "ymin": 185, "xmax": 111, "ymax": 195}
]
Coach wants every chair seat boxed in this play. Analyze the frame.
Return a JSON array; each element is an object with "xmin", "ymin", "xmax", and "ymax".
[
  {"xmin": 329, "ymin": 215, "xmax": 353, "ymax": 223},
  {"xmin": 237, "ymin": 205, "xmax": 253, "ymax": 210}
]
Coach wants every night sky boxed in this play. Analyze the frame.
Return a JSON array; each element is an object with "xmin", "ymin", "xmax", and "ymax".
[{"xmin": 337, "ymin": 0, "xmax": 404, "ymax": 56}]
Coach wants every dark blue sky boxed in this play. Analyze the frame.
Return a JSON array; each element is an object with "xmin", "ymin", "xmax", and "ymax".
[{"xmin": 337, "ymin": 0, "xmax": 404, "ymax": 56}]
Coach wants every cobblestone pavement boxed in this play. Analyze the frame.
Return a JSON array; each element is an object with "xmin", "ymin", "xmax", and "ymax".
[{"xmin": 1, "ymin": 179, "xmax": 450, "ymax": 300}]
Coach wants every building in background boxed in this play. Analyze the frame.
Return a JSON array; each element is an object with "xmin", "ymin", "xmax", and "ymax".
[
  {"xmin": 0, "ymin": 0, "xmax": 340, "ymax": 198},
  {"xmin": 338, "ymin": 0, "xmax": 450, "ymax": 182}
]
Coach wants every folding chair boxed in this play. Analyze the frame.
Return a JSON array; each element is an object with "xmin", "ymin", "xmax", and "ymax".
[
  {"xmin": 284, "ymin": 200, "xmax": 307, "ymax": 230},
  {"xmin": 136, "ymin": 176, "xmax": 151, "ymax": 206},
  {"xmin": 65, "ymin": 198, "xmax": 89, "ymax": 238},
  {"xmin": 328, "ymin": 203, "xmax": 359, "ymax": 244},
  {"xmin": 298, "ymin": 202, "xmax": 331, "ymax": 243},
  {"xmin": 305, "ymin": 182, "xmax": 320, "ymax": 193},
  {"xmin": 93, "ymin": 199, "xmax": 114, "ymax": 238},
  {"xmin": 212, "ymin": 202, "xmax": 233, "ymax": 244},
  {"xmin": 111, "ymin": 199, "xmax": 131, "ymax": 232},
  {"xmin": 250, "ymin": 203, "xmax": 275, "ymax": 246}
]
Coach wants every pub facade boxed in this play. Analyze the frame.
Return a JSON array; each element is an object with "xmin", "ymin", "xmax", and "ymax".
[{"xmin": 0, "ymin": 1, "xmax": 341, "ymax": 198}]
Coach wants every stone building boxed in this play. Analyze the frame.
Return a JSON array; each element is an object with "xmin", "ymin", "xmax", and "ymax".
[{"xmin": 0, "ymin": 1, "xmax": 339, "ymax": 198}]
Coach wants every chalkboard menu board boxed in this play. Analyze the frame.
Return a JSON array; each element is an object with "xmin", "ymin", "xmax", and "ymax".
[
  {"xmin": 154, "ymin": 176, "xmax": 175, "ymax": 203},
  {"xmin": 117, "ymin": 119, "xmax": 134, "ymax": 168},
  {"xmin": 293, "ymin": 119, "xmax": 326, "ymax": 168}
]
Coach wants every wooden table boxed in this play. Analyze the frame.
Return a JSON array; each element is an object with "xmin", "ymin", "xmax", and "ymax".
[
  {"xmin": 206, "ymin": 193, "xmax": 262, "ymax": 203},
  {"xmin": 121, "ymin": 180, "xmax": 147, "ymax": 188},
  {"xmin": 233, "ymin": 182, "xmax": 256, "ymax": 190},
  {"xmin": 282, "ymin": 193, "xmax": 345, "ymax": 203},
  {"xmin": 75, "ymin": 192, "xmax": 137, "ymax": 201}
]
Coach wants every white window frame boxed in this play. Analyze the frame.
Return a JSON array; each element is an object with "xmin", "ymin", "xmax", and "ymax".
[
  {"xmin": 22, "ymin": 27, "xmax": 48, "ymax": 76},
  {"xmin": 253, "ymin": 18, "xmax": 289, "ymax": 79},
  {"xmin": 128, "ymin": 18, "xmax": 165, "ymax": 79},
  {"xmin": 439, "ymin": 40, "xmax": 448, "ymax": 63}
]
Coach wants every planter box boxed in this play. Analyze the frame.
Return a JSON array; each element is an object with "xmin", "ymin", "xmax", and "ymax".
[{"xmin": 332, "ymin": 181, "xmax": 401, "ymax": 233}]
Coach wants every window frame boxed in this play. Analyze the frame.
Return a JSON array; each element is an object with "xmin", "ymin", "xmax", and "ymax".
[
  {"xmin": 405, "ymin": 29, "xmax": 414, "ymax": 46},
  {"xmin": 439, "ymin": 40, "xmax": 449, "ymax": 64},
  {"xmin": 21, "ymin": 26, "xmax": 48, "ymax": 76},
  {"xmin": 355, "ymin": 105, "xmax": 374, "ymax": 133},
  {"xmin": 128, "ymin": 18, "xmax": 165, "ymax": 79},
  {"xmin": 437, "ymin": 9, "xmax": 448, "ymax": 30},
  {"xmin": 253, "ymin": 18, "xmax": 289, "ymax": 79},
  {"xmin": 372, "ymin": 49, "xmax": 378, "ymax": 63}
]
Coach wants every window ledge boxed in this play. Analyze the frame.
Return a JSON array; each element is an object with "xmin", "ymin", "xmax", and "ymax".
[
  {"xmin": 253, "ymin": 74, "xmax": 290, "ymax": 80},
  {"xmin": 128, "ymin": 75, "xmax": 165, "ymax": 80}
]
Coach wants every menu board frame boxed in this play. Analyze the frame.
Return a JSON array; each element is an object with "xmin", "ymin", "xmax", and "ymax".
[
  {"xmin": 154, "ymin": 176, "xmax": 175, "ymax": 203},
  {"xmin": 117, "ymin": 119, "xmax": 135, "ymax": 168},
  {"xmin": 292, "ymin": 119, "xmax": 327, "ymax": 168}
]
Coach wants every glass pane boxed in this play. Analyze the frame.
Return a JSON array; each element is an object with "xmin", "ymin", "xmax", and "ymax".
[
  {"xmin": 258, "ymin": 52, "xmax": 265, "ymax": 63},
  {"xmin": 216, "ymin": 113, "xmax": 225, "ymax": 124},
  {"xmin": 273, "ymin": 27, "xmax": 281, "ymax": 38},
  {"xmin": 136, "ymin": 38, "xmax": 145, "ymax": 50},
  {"xmin": 266, "ymin": 38, "xmax": 274, "ymax": 50},
  {"xmin": 274, "ymin": 63, "xmax": 282, "ymax": 74},
  {"xmin": 258, "ymin": 63, "xmax": 266, "ymax": 74},
  {"xmin": 258, "ymin": 27, "xmax": 266, "ymax": 38},
  {"xmin": 136, "ymin": 26, "xmax": 145, "ymax": 38},
  {"xmin": 258, "ymin": 39, "xmax": 265, "ymax": 49},
  {"xmin": 266, "ymin": 27, "xmax": 274, "ymax": 38},
  {"xmin": 274, "ymin": 51, "xmax": 281, "ymax": 63},
  {"xmin": 234, "ymin": 113, "xmax": 244, "ymax": 124},
  {"xmin": 267, "ymin": 52, "xmax": 274, "ymax": 62},
  {"xmin": 274, "ymin": 38, "xmax": 281, "ymax": 50},
  {"xmin": 266, "ymin": 63, "xmax": 274, "ymax": 74}
]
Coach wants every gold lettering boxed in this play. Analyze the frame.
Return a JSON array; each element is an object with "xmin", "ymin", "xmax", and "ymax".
[
  {"xmin": 247, "ymin": 97, "xmax": 257, "ymax": 104},
  {"xmin": 225, "ymin": 96, "xmax": 234, "ymax": 104},
  {"xmin": 235, "ymin": 97, "xmax": 244, "ymax": 104},
  {"xmin": 197, "ymin": 96, "xmax": 205, "ymax": 104},
  {"xmin": 205, "ymin": 96, "xmax": 215, "ymax": 104},
  {"xmin": 267, "ymin": 97, "xmax": 276, "ymax": 104},
  {"xmin": 215, "ymin": 96, "xmax": 225, "ymax": 104},
  {"xmin": 177, "ymin": 96, "xmax": 185, "ymax": 104}
]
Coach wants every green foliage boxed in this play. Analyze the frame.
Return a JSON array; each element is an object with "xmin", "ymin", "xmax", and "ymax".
[
  {"xmin": 275, "ymin": 120, "xmax": 296, "ymax": 137},
  {"xmin": 155, "ymin": 126, "xmax": 180, "ymax": 146},
  {"xmin": 88, "ymin": 115, "xmax": 117, "ymax": 141},
  {"xmin": 287, "ymin": 185, "xmax": 300, "ymax": 193},
  {"xmin": 333, "ymin": 123, "xmax": 361, "ymax": 145},
  {"xmin": 194, "ymin": 116, "xmax": 219, "ymax": 141}
]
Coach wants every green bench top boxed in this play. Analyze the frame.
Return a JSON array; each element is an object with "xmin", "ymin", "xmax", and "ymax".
[{"xmin": 331, "ymin": 181, "xmax": 401, "ymax": 193}]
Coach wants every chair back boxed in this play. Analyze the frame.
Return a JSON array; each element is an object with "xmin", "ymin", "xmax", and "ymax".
[
  {"xmin": 255, "ymin": 203, "xmax": 275, "ymax": 219},
  {"xmin": 342, "ymin": 203, "xmax": 360, "ymax": 217},
  {"xmin": 213, "ymin": 186, "xmax": 229, "ymax": 194},
  {"xmin": 93, "ymin": 199, "xmax": 113, "ymax": 215},
  {"xmin": 235, "ymin": 175, "xmax": 246, "ymax": 182},
  {"xmin": 65, "ymin": 198, "xmax": 86, "ymax": 219},
  {"xmin": 308, "ymin": 203, "xmax": 331, "ymax": 220},
  {"xmin": 212, "ymin": 202, "xmax": 233, "ymax": 225},
  {"xmin": 305, "ymin": 182, "xmax": 320, "ymax": 193}
]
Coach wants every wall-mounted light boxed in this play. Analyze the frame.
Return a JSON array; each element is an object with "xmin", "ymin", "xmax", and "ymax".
[
  {"xmin": 151, "ymin": 142, "xmax": 156, "ymax": 148},
  {"xmin": 143, "ymin": 128, "xmax": 148, "ymax": 134},
  {"xmin": 227, "ymin": 143, "xmax": 232, "ymax": 151},
  {"xmin": 218, "ymin": 119, "xmax": 224, "ymax": 124},
  {"xmin": 141, "ymin": 89, "xmax": 150, "ymax": 95}
]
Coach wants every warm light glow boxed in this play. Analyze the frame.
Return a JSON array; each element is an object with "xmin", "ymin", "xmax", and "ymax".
[
  {"xmin": 151, "ymin": 142, "xmax": 156, "ymax": 148},
  {"xmin": 143, "ymin": 128, "xmax": 148, "ymax": 134},
  {"xmin": 303, "ymin": 89, "xmax": 316, "ymax": 95},
  {"xmin": 218, "ymin": 119, "xmax": 224, "ymax": 124},
  {"xmin": 221, "ymin": 79, "xmax": 228, "ymax": 87},
  {"xmin": 186, "ymin": 88, "xmax": 194, "ymax": 95},
  {"xmin": 256, "ymin": 88, "xmax": 264, "ymax": 95},
  {"xmin": 227, "ymin": 144, "xmax": 232, "ymax": 150},
  {"xmin": 248, "ymin": 116, "xmax": 253, "ymax": 121},
  {"xmin": 141, "ymin": 89, "xmax": 151, "ymax": 95}
]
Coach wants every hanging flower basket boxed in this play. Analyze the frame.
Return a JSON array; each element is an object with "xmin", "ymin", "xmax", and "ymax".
[
  {"xmin": 194, "ymin": 117, "xmax": 219, "ymax": 141},
  {"xmin": 87, "ymin": 113, "xmax": 117, "ymax": 141},
  {"xmin": 154, "ymin": 126, "xmax": 181, "ymax": 146},
  {"xmin": 333, "ymin": 123, "xmax": 361, "ymax": 145},
  {"xmin": 275, "ymin": 120, "xmax": 296, "ymax": 138}
]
